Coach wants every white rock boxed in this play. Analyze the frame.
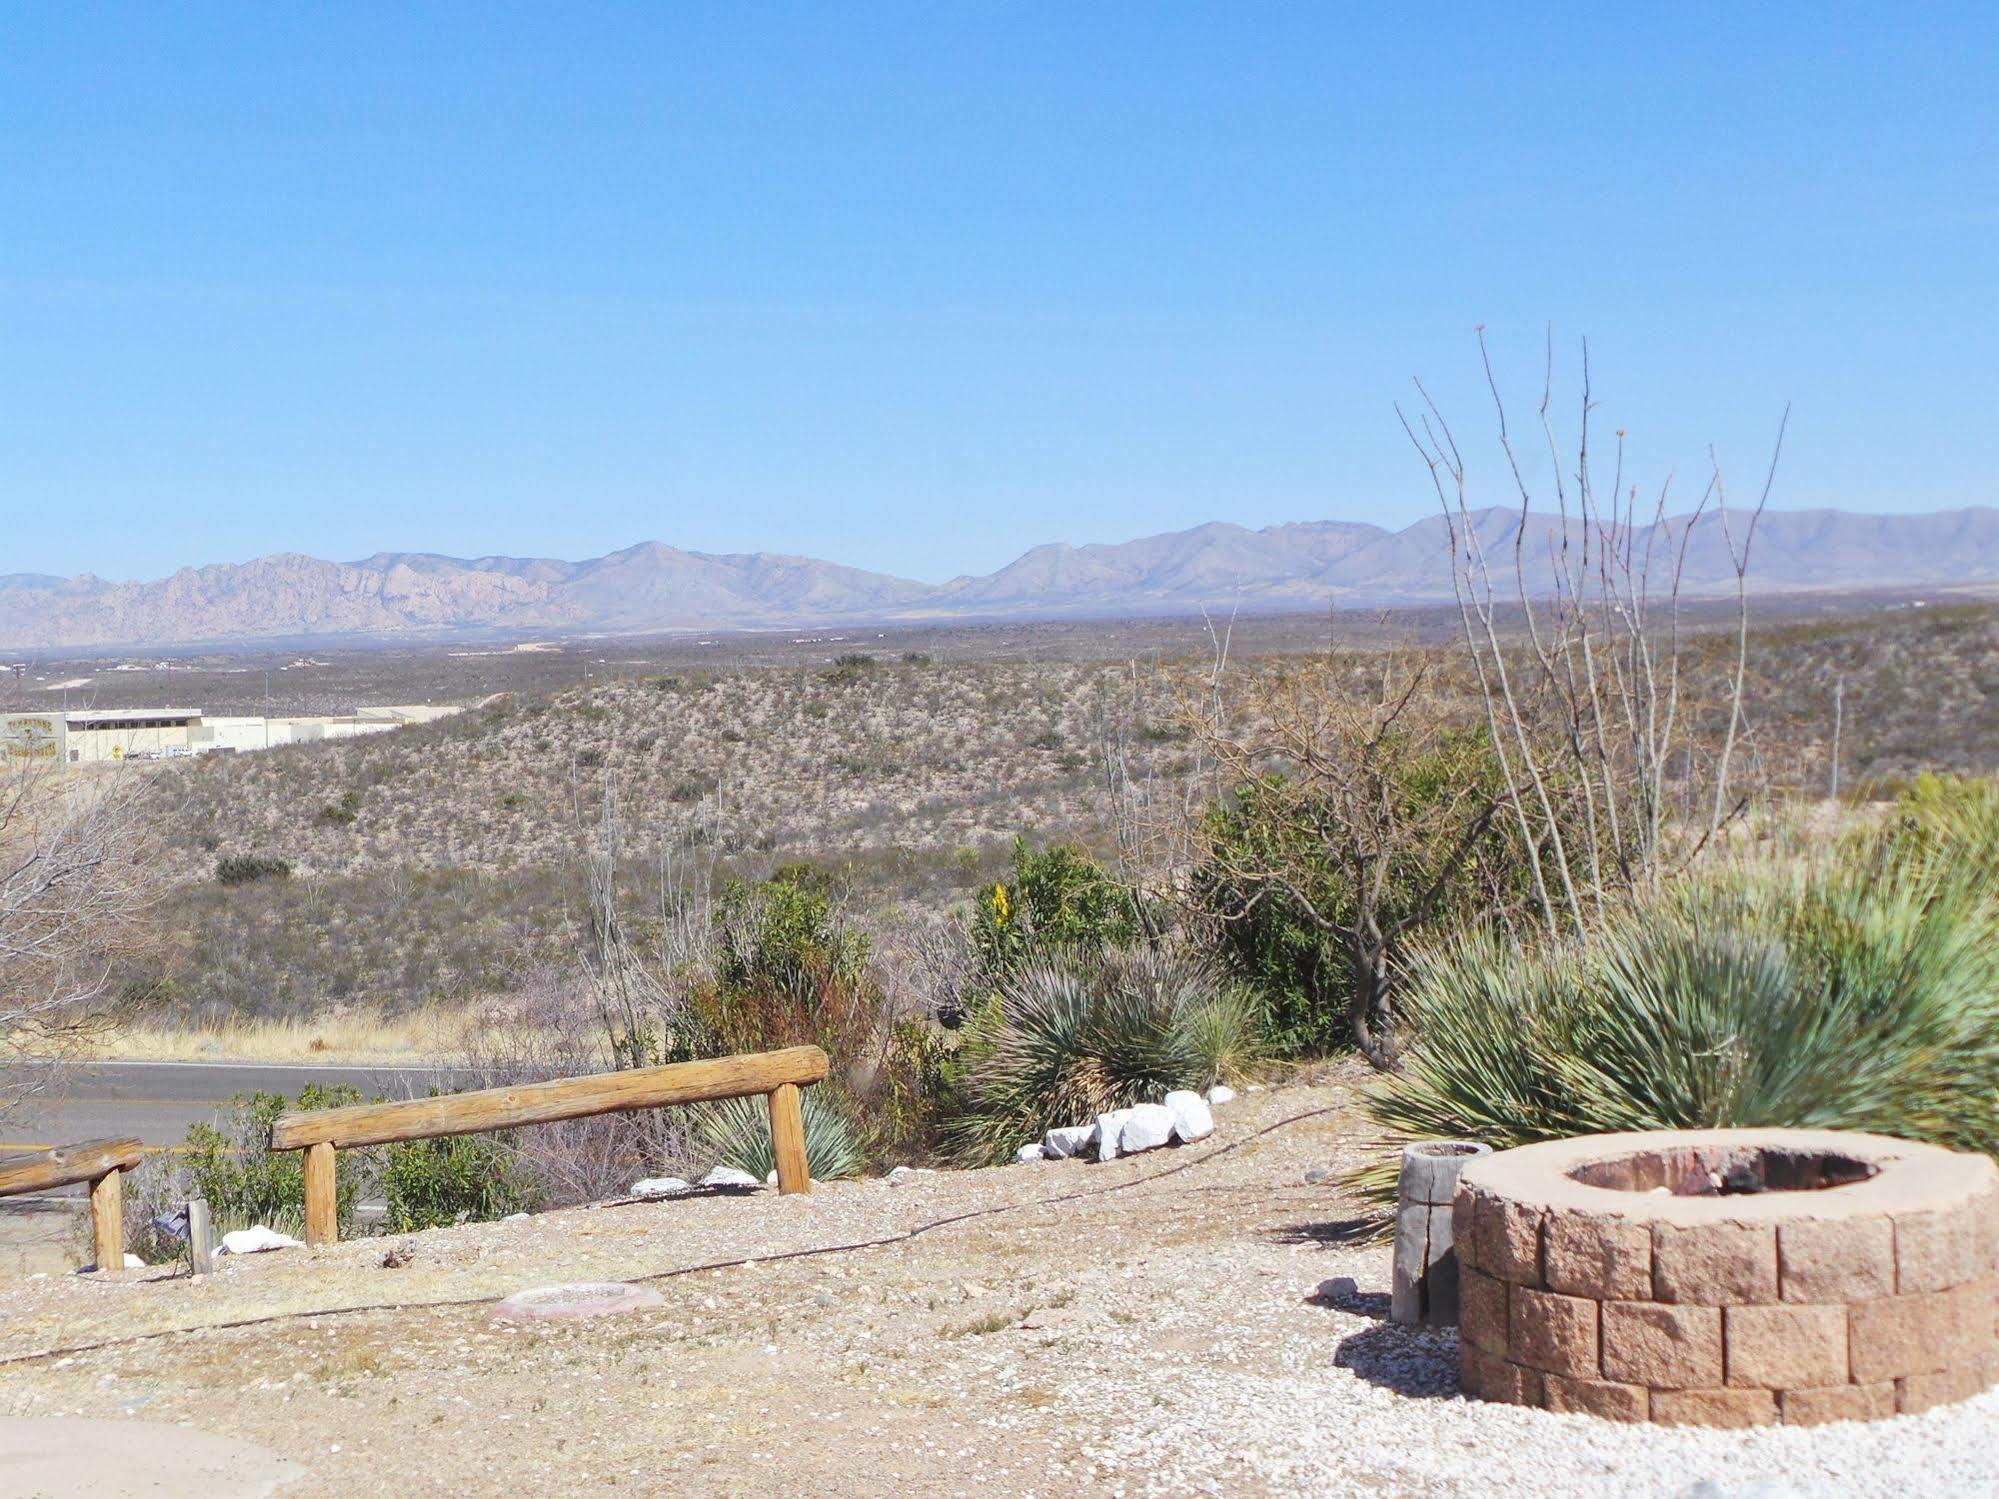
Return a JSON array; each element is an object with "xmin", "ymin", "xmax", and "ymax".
[
  {"xmin": 630, "ymin": 1177, "xmax": 691, "ymax": 1200},
  {"xmin": 1163, "ymin": 1089, "xmax": 1215, "ymax": 1142},
  {"xmin": 885, "ymin": 1165, "xmax": 932, "ymax": 1186},
  {"xmin": 1041, "ymin": 1124, "xmax": 1095, "ymax": 1159},
  {"xmin": 1095, "ymin": 1110, "xmax": 1133, "ymax": 1161},
  {"xmin": 1206, "ymin": 1084, "xmax": 1236, "ymax": 1106},
  {"xmin": 216, "ymin": 1226, "xmax": 304, "ymax": 1256},
  {"xmin": 1119, "ymin": 1103, "xmax": 1177, "ymax": 1154},
  {"xmin": 1015, "ymin": 1143, "xmax": 1049, "ymax": 1164},
  {"xmin": 767, "ymin": 1170, "xmax": 779, "ymax": 1185},
  {"xmin": 502, "ymin": 1211, "xmax": 530, "ymax": 1221},
  {"xmin": 699, "ymin": 1166, "xmax": 761, "ymax": 1190}
]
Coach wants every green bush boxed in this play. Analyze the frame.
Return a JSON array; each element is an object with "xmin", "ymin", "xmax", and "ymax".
[
  {"xmin": 215, "ymin": 853, "xmax": 292, "ymax": 885},
  {"xmin": 945, "ymin": 949, "xmax": 1261, "ymax": 1164},
  {"xmin": 1193, "ymin": 731, "xmax": 1552, "ymax": 1057},
  {"xmin": 381, "ymin": 1131, "xmax": 541, "ymax": 1232},
  {"xmin": 315, "ymin": 789, "xmax": 362, "ymax": 827},
  {"xmin": 1357, "ymin": 782, "xmax": 1999, "ymax": 1206},
  {"xmin": 182, "ymin": 1084, "xmax": 365, "ymax": 1237},
  {"xmin": 693, "ymin": 1091, "xmax": 864, "ymax": 1182},
  {"xmin": 969, "ymin": 837, "xmax": 1146, "ymax": 984}
]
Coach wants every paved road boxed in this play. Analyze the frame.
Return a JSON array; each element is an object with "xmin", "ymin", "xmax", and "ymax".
[{"xmin": 0, "ymin": 1060, "xmax": 456, "ymax": 1150}]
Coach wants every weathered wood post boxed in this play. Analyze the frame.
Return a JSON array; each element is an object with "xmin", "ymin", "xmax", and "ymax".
[
  {"xmin": 88, "ymin": 1168, "xmax": 123, "ymax": 1273},
  {"xmin": 1391, "ymin": 1140, "xmax": 1490, "ymax": 1325},
  {"xmin": 186, "ymin": 1197, "xmax": 214, "ymax": 1275},
  {"xmin": 767, "ymin": 1083, "xmax": 810, "ymax": 1195},
  {"xmin": 303, "ymin": 1142, "xmax": 338, "ymax": 1247}
]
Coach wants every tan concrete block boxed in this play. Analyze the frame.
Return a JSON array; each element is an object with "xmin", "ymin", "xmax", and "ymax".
[
  {"xmin": 1481, "ymin": 1356, "xmax": 1543, "ymax": 1407},
  {"xmin": 1509, "ymin": 1285, "xmax": 1600, "ymax": 1378},
  {"xmin": 1459, "ymin": 1269, "xmax": 1509, "ymax": 1356},
  {"xmin": 1452, "ymin": 1190, "xmax": 1480, "ymax": 1275},
  {"xmin": 1779, "ymin": 1382, "xmax": 1898, "ymax": 1426},
  {"xmin": 1653, "ymin": 1220, "xmax": 1777, "ymax": 1305},
  {"xmin": 1955, "ymin": 1277, "xmax": 1999, "ymax": 1360},
  {"xmin": 1602, "ymin": 1300, "xmax": 1723, "ymax": 1390},
  {"xmin": 1972, "ymin": 1184, "xmax": 1999, "ymax": 1271},
  {"xmin": 1544, "ymin": 1212, "xmax": 1651, "ymax": 1302},
  {"xmin": 1542, "ymin": 1372, "xmax": 1649, "ymax": 1422},
  {"xmin": 1652, "ymin": 1387, "xmax": 1777, "ymax": 1428},
  {"xmin": 1895, "ymin": 1201, "xmax": 1983, "ymax": 1294},
  {"xmin": 1849, "ymin": 1290, "xmax": 1957, "ymax": 1382},
  {"xmin": 1779, "ymin": 1215, "xmax": 1894, "ymax": 1303},
  {"xmin": 1724, "ymin": 1302, "xmax": 1849, "ymax": 1389},
  {"xmin": 1899, "ymin": 1364, "xmax": 1986, "ymax": 1415},
  {"xmin": 1476, "ymin": 1192, "xmax": 1544, "ymax": 1285},
  {"xmin": 1458, "ymin": 1339, "xmax": 1491, "ymax": 1399}
]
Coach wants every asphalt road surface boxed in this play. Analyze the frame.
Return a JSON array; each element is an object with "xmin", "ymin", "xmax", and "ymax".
[{"xmin": 0, "ymin": 1060, "xmax": 450, "ymax": 1150}]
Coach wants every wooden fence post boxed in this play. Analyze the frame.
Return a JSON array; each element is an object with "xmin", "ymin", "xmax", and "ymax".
[
  {"xmin": 88, "ymin": 1169, "xmax": 122, "ymax": 1272},
  {"xmin": 187, "ymin": 1197, "xmax": 214, "ymax": 1275},
  {"xmin": 767, "ymin": 1083, "xmax": 810, "ymax": 1195},
  {"xmin": 1390, "ymin": 1141, "xmax": 1490, "ymax": 1325},
  {"xmin": 304, "ymin": 1142, "xmax": 337, "ymax": 1246}
]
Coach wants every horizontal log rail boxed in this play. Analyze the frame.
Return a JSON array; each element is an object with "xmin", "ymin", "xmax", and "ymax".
[
  {"xmin": 269, "ymin": 1045, "xmax": 829, "ymax": 1246},
  {"xmin": 0, "ymin": 1136, "xmax": 142, "ymax": 1272}
]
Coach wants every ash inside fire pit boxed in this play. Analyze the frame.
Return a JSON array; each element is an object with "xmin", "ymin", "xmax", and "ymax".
[{"xmin": 1568, "ymin": 1144, "xmax": 1879, "ymax": 1197}]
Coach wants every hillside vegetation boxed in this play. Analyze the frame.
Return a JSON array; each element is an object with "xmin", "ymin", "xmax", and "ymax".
[{"xmin": 122, "ymin": 603, "xmax": 1999, "ymax": 1025}]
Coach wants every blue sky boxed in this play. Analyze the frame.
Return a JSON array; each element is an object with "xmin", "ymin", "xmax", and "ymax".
[{"xmin": 2, "ymin": 5, "xmax": 1993, "ymax": 583}]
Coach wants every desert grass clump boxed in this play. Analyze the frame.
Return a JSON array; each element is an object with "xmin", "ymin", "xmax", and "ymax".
[
  {"xmin": 1354, "ymin": 779, "xmax": 1999, "ymax": 1207},
  {"xmin": 946, "ymin": 949, "xmax": 1261, "ymax": 1164}
]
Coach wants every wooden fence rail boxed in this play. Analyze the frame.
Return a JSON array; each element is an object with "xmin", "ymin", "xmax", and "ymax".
[
  {"xmin": 269, "ymin": 1045, "xmax": 829, "ymax": 1246},
  {"xmin": 0, "ymin": 1136, "xmax": 143, "ymax": 1271}
]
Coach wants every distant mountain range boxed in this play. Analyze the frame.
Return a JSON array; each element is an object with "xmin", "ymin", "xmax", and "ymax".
[{"xmin": 4, "ymin": 507, "xmax": 1996, "ymax": 651}]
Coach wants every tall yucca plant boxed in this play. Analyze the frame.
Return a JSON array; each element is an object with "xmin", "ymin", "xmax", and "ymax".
[{"xmin": 1361, "ymin": 782, "xmax": 1999, "ymax": 1203}]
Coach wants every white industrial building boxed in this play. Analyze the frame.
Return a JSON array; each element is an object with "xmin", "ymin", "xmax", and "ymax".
[{"xmin": 1, "ymin": 704, "xmax": 460, "ymax": 765}]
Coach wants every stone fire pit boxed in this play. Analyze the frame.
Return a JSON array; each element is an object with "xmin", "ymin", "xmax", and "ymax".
[{"xmin": 1453, "ymin": 1128, "xmax": 1999, "ymax": 1427}]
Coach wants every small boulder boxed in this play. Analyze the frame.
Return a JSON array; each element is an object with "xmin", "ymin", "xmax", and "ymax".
[
  {"xmin": 1095, "ymin": 1110, "xmax": 1133, "ymax": 1161},
  {"xmin": 699, "ymin": 1166, "xmax": 761, "ymax": 1190},
  {"xmin": 1041, "ymin": 1124, "xmax": 1095, "ymax": 1159},
  {"xmin": 1162, "ymin": 1090, "xmax": 1215, "ymax": 1142},
  {"xmin": 216, "ymin": 1226, "xmax": 304, "ymax": 1256},
  {"xmin": 1015, "ymin": 1143, "xmax": 1049, "ymax": 1164},
  {"xmin": 1118, "ymin": 1103, "xmax": 1177, "ymax": 1155},
  {"xmin": 1206, "ymin": 1084, "xmax": 1236, "ymax": 1106},
  {"xmin": 886, "ymin": 1165, "xmax": 932, "ymax": 1186},
  {"xmin": 631, "ymin": 1177, "xmax": 692, "ymax": 1201}
]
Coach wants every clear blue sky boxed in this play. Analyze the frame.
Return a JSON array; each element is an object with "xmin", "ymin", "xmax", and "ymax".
[{"xmin": 2, "ymin": 5, "xmax": 1993, "ymax": 584}]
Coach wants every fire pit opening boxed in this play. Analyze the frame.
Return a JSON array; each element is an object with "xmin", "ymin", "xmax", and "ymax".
[{"xmin": 1567, "ymin": 1144, "xmax": 1878, "ymax": 1197}]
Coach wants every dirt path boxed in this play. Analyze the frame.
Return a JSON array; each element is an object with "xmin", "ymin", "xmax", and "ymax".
[{"xmin": 1, "ymin": 1071, "xmax": 1993, "ymax": 1498}]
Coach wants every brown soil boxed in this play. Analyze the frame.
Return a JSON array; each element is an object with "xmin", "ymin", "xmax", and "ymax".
[{"xmin": 0, "ymin": 1070, "xmax": 1389, "ymax": 1497}]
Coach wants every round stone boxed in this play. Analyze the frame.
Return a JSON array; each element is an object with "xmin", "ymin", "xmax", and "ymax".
[{"xmin": 490, "ymin": 1281, "xmax": 665, "ymax": 1322}]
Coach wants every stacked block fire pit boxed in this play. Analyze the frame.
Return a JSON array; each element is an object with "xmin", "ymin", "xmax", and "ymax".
[{"xmin": 1453, "ymin": 1128, "xmax": 1999, "ymax": 1426}]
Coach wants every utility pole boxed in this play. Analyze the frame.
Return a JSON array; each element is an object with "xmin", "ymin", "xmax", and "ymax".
[{"xmin": 1829, "ymin": 676, "xmax": 1844, "ymax": 802}]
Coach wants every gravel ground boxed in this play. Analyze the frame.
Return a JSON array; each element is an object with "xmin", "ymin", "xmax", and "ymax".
[{"xmin": 0, "ymin": 1069, "xmax": 1993, "ymax": 1497}]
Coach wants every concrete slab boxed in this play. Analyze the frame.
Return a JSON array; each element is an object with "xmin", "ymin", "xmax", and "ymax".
[{"xmin": 0, "ymin": 1416, "xmax": 303, "ymax": 1497}]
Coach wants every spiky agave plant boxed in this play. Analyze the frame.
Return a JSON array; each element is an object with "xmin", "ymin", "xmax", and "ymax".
[
  {"xmin": 945, "ymin": 948, "xmax": 1263, "ymax": 1165},
  {"xmin": 693, "ymin": 1090, "xmax": 865, "ymax": 1183},
  {"xmin": 1354, "ymin": 785, "xmax": 1999, "ymax": 1209}
]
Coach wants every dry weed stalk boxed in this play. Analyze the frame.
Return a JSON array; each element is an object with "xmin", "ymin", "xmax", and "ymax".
[{"xmin": 1399, "ymin": 330, "xmax": 1787, "ymax": 929}]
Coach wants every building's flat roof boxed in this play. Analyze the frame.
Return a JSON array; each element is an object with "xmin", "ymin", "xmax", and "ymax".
[{"xmin": 63, "ymin": 708, "xmax": 202, "ymax": 726}]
